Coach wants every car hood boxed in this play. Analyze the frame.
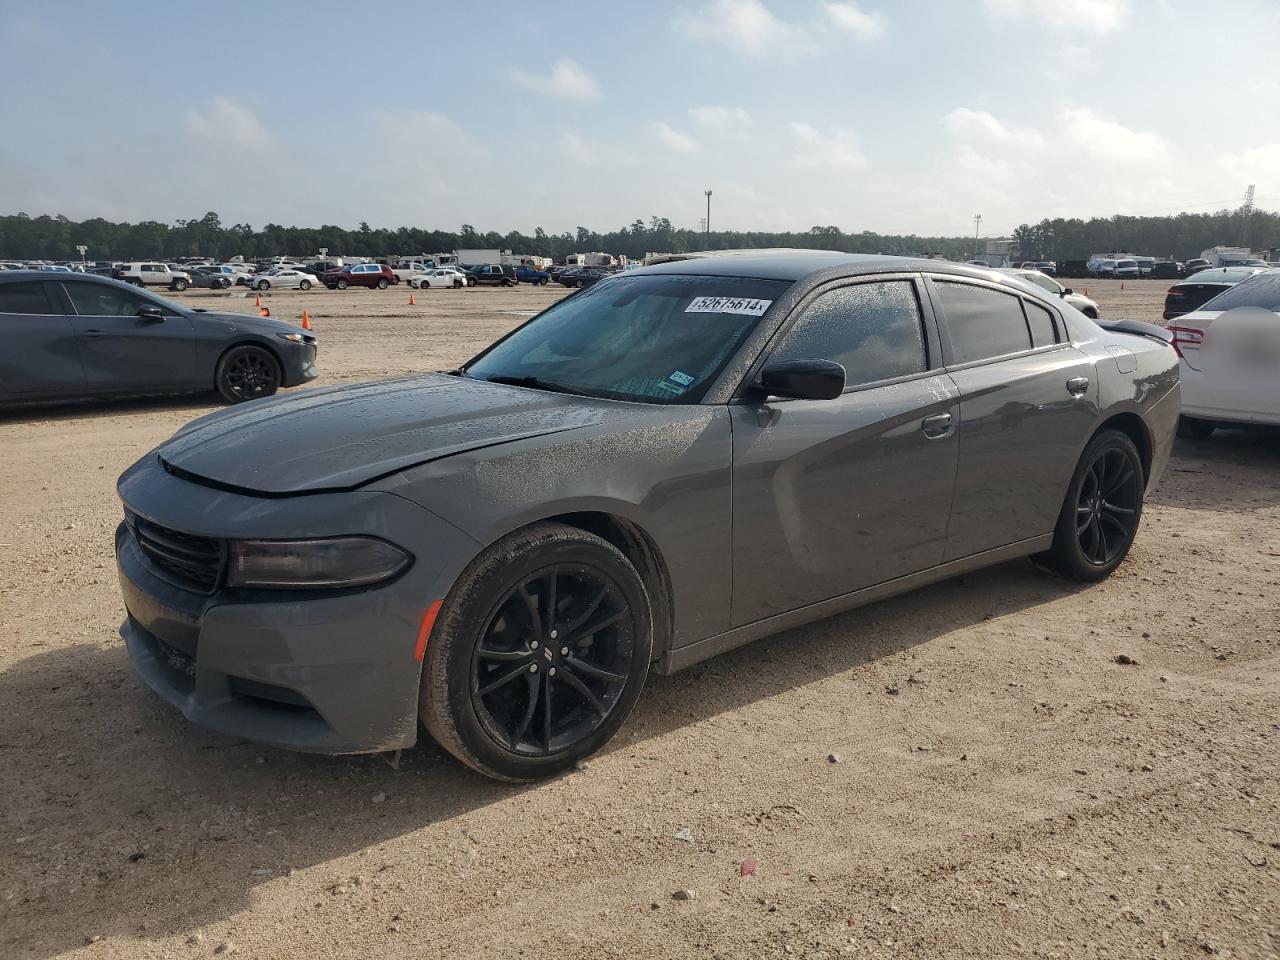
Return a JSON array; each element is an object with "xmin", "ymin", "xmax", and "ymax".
[
  {"xmin": 191, "ymin": 310, "xmax": 306, "ymax": 339},
  {"xmin": 158, "ymin": 373, "xmax": 639, "ymax": 495}
]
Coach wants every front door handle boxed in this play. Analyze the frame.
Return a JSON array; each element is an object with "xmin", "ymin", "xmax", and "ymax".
[
  {"xmin": 921, "ymin": 412, "xmax": 953, "ymax": 438},
  {"xmin": 82, "ymin": 329, "xmax": 104, "ymax": 338},
  {"xmin": 1066, "ymin": 376, "xmax": 1089, "ymax": 397}
]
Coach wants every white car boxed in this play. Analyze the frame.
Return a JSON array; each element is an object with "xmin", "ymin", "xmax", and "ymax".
[
  {"xmin": 1000, "ymin": 268, "xmax": 1100, "ymax": 319},
  {"xmin": 409, "ymin": 268, "xmax": 467, "ymax": 289},
  {"xmin": 1167, "ymin": 271, "xmax": 1280, "ymax": 438},
  {"xmin": 249, "ymin": 269, "xmax": 319, "ymax": 291}
]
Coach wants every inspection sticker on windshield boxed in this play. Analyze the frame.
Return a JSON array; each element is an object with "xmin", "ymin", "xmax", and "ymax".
[{"xmin": 685, "ymin": 296, "xmax": 772, "ymax": 316}]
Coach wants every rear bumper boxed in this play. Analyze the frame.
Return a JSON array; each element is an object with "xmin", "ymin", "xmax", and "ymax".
[
  {"xmin": 1180, "ymin": 363, "xmax": 1280, "ymax": 426},
  {"xmin": 1146, "ymin": 383, "xmax": 1180, "ymax": 488}
]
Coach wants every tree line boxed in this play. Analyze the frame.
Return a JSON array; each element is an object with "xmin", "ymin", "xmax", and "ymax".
[{"xmin": 1, "ymin": 207, "xmax": 1274, "ymax": 263}]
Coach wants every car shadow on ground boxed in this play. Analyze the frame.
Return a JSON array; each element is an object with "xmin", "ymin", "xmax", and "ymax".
[
  {"xmin": 2, "ymin": 558, "xmax": 1083, "ymax": 957},
  {"xmin": 0, "ymin": 394, "xmax": 219, "ymax": 426}
]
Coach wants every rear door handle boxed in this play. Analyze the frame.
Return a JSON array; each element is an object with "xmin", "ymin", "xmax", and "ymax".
[
  {"xmin": 1066, "ymin": 376, "xmax": 1089, "ymax": 397},
  {"xmin": 921, "ymin": 412, "xmax": 953, "ymax": 438},
  {"xmin": 82, "ymin": 329, "xmax": 104, "ymax": 338}
]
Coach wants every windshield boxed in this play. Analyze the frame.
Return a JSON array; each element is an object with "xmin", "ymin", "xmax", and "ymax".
[
  {"xmin": 1201, "ymin": 272, "xmax": 1280, "ymax": 312},
  {"xmin": 1116, "ymin": 260, "xmax": 1137, "ymax": 268},
  {"xmin": 465, "ymin": 273, "xmax": 790, "ymax": 404}
]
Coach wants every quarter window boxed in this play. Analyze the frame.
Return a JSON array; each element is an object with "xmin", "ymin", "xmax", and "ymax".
[
  {"xmin": 771, "ymin": 280, "xmax": 928, "ymax": 388},
  {"xmin": 1024, "ymin": 300, "xmax": 1059, "ymax": 348},
  {"xmin": 0, "ymin": 281, "xmax": 57, "ymax": 315},
  {"xmin": 934, "ymin": 282, "xmax": 1032, "ymax": 364}
]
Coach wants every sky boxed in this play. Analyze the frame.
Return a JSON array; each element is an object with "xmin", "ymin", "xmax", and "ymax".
[{"xmin": 2, "ymin": 0, "xmax": 1279, "ymax": 239}]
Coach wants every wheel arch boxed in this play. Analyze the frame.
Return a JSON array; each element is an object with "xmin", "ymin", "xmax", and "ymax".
[{"xmin": 1092, "ymin": 411, "xmax": 1153, "ymax": 485}]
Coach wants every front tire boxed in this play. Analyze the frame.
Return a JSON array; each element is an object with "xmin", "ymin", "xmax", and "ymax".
[
  {"xmin": 256, "ymin": 279, "xmax": 270, "ymax": 291},
  {"xmin": 420, "ymin": 522, "xmax": 653, "ymax": 782},
  {"xmin": 1035, "ymin": 429, "xmax": 1144, "ymax": 581},
  {"xmin": 1176, "ymin": 416, "xmax": 1216, "ymax": 440},
  {"xmin": 336, "ymin": 279, "xmax": 348, "ymax": 290},
  {"xmin": 215, "ymin": 344, "xmax": 282, "ymax": 404}
]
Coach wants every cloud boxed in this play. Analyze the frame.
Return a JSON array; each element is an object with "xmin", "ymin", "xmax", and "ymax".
[
  {"xmin": 676, "ymin": 0, "xmax": 813, "ymax": 57},
  {"xmin": 689, "ymin": 106, "xmax": 752, "ymax": 133},
  {"xmin": 184, "ymin": 97, "xmax": 270, "ymax": 150},
  {"xmin": 654, "ymin": 121, "xmax": 701, "ymax": 154},
  {"xmin": 1217, "ymin": 143, "xmax": 1280, "ymax": 184},
  {"xmin": 789, "ymin": 122, "xmax": 867, "ymax": 171},
  {"xmin": 367, "ymin": 111, "xmax": 487, "ymax": 201},
  {"xmin": 1059, "ymin": 107, "xmax": 1168, "ymax": 165},
  {"xmin": 509, "ymin": 58, "xmax": 601, "ymax": 101},
  {"xmin": 982, "ymin": 0, "xmax": 1131, "ymax": 32},
  {"xmin": 558, "ymin": 131, "xmax": 633, "ymax": 167},
  {"xmin": 942, "ymin": 107, "xmax": 1046, "ymax": 149},
  {"xmin": 820, "ymin": 2, "xmax": 886, "ymax": 40}
]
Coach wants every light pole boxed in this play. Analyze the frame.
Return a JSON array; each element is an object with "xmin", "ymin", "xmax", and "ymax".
[
  {"xmin": 973, "ymin": 214, "xmax": 982, "ymax": 260},
  {"xmin": 76, "ymin": 244, "xmax": 88, "ymax": 269},
  {"xmin": 705, "ymin": 190, "xmax": 712, "ymax": 248}
]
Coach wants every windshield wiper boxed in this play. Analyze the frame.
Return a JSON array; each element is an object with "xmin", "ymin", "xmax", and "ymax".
[{"xmin": 484, "ymin": 374, "xmax": 593, "ymax": 397}]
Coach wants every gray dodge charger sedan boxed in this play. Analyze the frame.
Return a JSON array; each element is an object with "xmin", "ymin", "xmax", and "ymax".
[{"xmin": 116, "ymin": 253, "xmax": 1180, "ymax": 780}]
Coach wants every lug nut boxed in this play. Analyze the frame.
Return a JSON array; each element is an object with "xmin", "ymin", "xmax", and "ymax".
[
  {"xmin": 530, "ymin": 640, "xmax": 539, "ymax": 650},
  {"xmin": 549, "ymin": 667, "xmax": 557, "ymax": 677},
  {"xmin": 560, "ymin": 647, "xmax": 569, "ymax": 656},
  {"xmin": 529, "ymin": 664, "xmax": 538, "ymax": 673},
  {"xmin": 550, "ymin": 629, "xmax": 559, "ymax": 639}
]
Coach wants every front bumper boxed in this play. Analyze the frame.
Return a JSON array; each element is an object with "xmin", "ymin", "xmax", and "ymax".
[
  {"xmin": 115, "ymin": 456, "xmax": 480, "ymax": 754},
  {"xmin": 280, "ymin": 341, "xmax": 319, "ymax": 387}
]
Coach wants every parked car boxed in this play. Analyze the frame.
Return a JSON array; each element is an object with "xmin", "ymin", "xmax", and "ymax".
[
  {"xmin": 115, "ymin": 262, "xmax": 191, "ymax": 291},
  {"xmin": 1105, "ymin": 259, "xmax": 1140, "ymax": 279},
  {"xmin": 1166, "ymin": 270, "xmax": 1280, "ymax": 438},
  {"xmin": 1162, "ymin": 267, "xmax": 1266, "ymax": 320},
  {"xmin": 1150, "ymin": 261, "xmax": 1182, "ymax": 280},
  {"xmin": 0, "ymin": 271, "xmax": 317, "ymax": 406},
  {"xmin": 999, "ymin": 268, "xmax": 1100, "ymax": 319},
  {"xmin": 249, "ymin": 269, "xmax": 319, "ymax": 291},
  {"xmin": 1183, "ymin": 258, "xmax": 1212, "ymax": 277},
  {"xmin": 323, "ymin": 263, "xmax": 398, "ymax": 290},
  {"xmin": 469, "ymin": 264, "xmax": 517, "ymax": 287},
  {"xmin": 555, "ymin": 267, "xmax": 610, "ymax": 288},
  {"xmin": 190, "ymin": 267, "xmax": 233, "ymax": 289},
  {"xmin": 112, "ymin": 252, "xmax": 1179, "ymax": 780},
  {"xmin": 515, "ymin": 265, "xmax": 551, "ymax": 285},
  {"xmin": 410, "ymin": 268, "xmax": 466, "ymax": 289}
]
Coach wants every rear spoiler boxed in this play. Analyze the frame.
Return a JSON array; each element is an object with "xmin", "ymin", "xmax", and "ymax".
[{"xmin": 1094, "ymin": 317, "xmax": 1173, "ymax": 344}]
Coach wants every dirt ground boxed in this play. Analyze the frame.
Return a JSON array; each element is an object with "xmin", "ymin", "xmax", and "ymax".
[{"xmin": 1, "ymin": 278, "xmax": 1277, "ymax": 959}]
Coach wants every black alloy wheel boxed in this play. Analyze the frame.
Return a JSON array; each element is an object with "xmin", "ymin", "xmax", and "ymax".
[
  {"xmin": 1073, "ymin": 447, "xmax": 1140, "ymax": 566},
  {"xmin": 420, "ymin": 522, "xmax": 652, "ymax": 780},
  {"xmin": 215, "ymin": 344, "xmax": 282, "ymax": 403},
  {"xmin": 1035, "ymin": 429, "xmax": 1144, "ymax": 581}
]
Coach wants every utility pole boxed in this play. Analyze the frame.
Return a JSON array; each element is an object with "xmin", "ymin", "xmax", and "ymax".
[
  {"xmin": 973, "ymin": 214, "xmax": 983, "ymax": 259},
  {"xmin": 705, "ymin": 190, "xmax": 713, "ymax": 248}
]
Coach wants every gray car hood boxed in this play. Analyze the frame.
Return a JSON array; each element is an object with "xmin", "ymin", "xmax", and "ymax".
[{"xmin": 159, "ymin": 373, "xmax": 637, "ymax": 494}]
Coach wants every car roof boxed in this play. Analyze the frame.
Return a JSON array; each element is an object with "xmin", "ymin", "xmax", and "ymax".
[
  {"xmin": 1181, "ymin": 267, "xmax": 1265, "ymax": 282},
  {"xmin": 0, "ymin": 269, "xmax": 137, "ymax": 286},
  {"xmin": 628, "ymin": 250, "xmax": 1015, "ymax": 283}
]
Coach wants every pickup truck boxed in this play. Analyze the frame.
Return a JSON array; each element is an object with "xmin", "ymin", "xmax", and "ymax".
[{"xmin": 514, "ymin": 265, "xmax": 551, "ymax": 285}]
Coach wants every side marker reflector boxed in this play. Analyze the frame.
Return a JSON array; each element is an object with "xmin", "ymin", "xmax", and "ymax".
[{"xmin": 414, "ymin": 600, "xmax": 443, "ymax": 662}]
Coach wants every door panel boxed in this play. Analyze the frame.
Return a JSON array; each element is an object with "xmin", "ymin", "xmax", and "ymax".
[
  {"xmin": 0, "ymin": 312, "xmax": 87, "ymax": 396},
  {"xmin": 730, "ymin": 374, "xmax": 960, "ymax": 626},
  {"xmin": 943, "ymin": 347, "xmax": 1098, "ymax": 559},
  {"xmin": 62, "ymin": 283, "xmax": 197, "ymax": 390}
]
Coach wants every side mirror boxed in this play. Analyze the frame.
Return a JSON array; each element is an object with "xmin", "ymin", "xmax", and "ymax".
[
  {"xmin": 1062, "ymin": 287, "xmax": 1073, "ymax": 295},
  {"xmin": 758, "ymin": 359, "xmax": 846, "ymax": 401},
  {"xmin": 137, "ymin": 304, "xmax": 165, "ymax": 322}
]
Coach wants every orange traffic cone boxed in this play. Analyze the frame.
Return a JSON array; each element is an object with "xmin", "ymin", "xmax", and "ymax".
[
  {"xmin": 1083, "ymin": 286, "xmax": 1089, "ymax": 296},
  {"xmin": 254, "ymin": 292, "xmax": 262, "ymax": 308},
  {"xmin": 1121, "ymin": 281, "xmax": 1125, "ymax": 290},
  {"xmin": 259, "ymin": 306, "xmax": 270, "ymax": 317},
  {"xmin": 409, "ymin": 292, "xmax": 416, "ymax": 306},
  {"xmin": 300, "ymin": 310, "xmax": 312, "ymax": 330}
]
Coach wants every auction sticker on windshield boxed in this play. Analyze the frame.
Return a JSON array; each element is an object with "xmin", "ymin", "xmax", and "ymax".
[{"xmin": 684, "ymin": 296, "xmax": 772, "ymax": 316}]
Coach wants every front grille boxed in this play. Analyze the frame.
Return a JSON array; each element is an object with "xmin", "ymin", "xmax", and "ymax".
[{"xmin": 127, "ymin": 512, "xmax": 224, "ymax": 592}]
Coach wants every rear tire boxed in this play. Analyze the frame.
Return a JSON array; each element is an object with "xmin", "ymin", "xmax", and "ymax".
[
  {"xmin": 1176, "ymin": 416, "xmax": 1216, "ymax": 440},
  {"xmin": 377, "ymin": 278, "xmax": 389, "ymax": 289},
  {"xmin": 1034, "ymin": 429, "xmax": 1144, "ymax": 582},
  {"xmin": 299, "ymin": 279, "xmax": 311, "ymax": 290},
  {"xmin": 215, "ymin": 344, "xmax": 282, "ymax": 404},
  {"xmin": 420, "ymin": 522, "xmax": 653, "ymax": 782},
  {"xmin": 171, "ymin": 279, "xmax": 189, "ymax": 292}
]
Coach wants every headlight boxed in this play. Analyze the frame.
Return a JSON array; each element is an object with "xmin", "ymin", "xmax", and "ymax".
[{"xmin": 226, "ymin": 537, "xmax": 412, "ymax": 589}]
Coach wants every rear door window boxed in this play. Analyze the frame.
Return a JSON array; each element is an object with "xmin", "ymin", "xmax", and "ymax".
[
  {"xmin": 934, "ymin": 282, "xmax": 1033, "ymax": 364},
  {"xmin": 0, "ymin": 281, "xmax": 57, "ymax": 315},
  {"xmin": 771, "ymin": 280, "xmax": 928, "ymax": 388}
]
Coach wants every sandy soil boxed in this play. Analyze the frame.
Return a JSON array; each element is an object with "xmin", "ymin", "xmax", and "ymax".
[{"xmin": 1, "ymin": 279, "xmax": 1277, "ymax": 959}]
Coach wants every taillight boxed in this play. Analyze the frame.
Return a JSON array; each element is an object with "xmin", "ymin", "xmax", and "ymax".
[{"xmin": 1167, "ymin": 325, "xmax": 1203, "ymax": 358}]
